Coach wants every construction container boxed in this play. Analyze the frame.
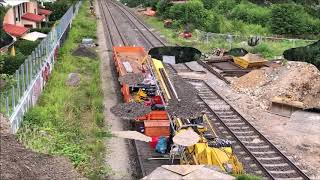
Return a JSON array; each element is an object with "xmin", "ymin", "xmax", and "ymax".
[
  {"xmin": 137, "ymin": 111, "xmax": 168, "ymax": 121},
  {"xmin": 144, "ymin": 120, "xmax": 170, "ymax": 137},
  {"xmin": 113, "ymin": 46, "xmax": 147, "ymax": 102},
  {"xmin": 233, "ymin": 53, "xmax": 267, "ymax": 69}
]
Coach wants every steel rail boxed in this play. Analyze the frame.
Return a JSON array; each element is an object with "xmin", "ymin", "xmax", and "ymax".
[
  {"xmin": 190, "ymin": 79, "xmax": 309, "ymax": 180},
  {"xmin": 108, "ymin": 0, "xmax": 167, "ymax": 48},
  {"xmin": 100, "ymin": 0, "xmax": 128, "ymax": 46}
]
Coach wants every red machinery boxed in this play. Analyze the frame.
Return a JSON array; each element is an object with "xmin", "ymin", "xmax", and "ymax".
[{"xmin": 113, "ymin": 46, "xmax": 170, "ymax": 137}]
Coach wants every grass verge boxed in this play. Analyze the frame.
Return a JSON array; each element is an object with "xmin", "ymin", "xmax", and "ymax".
[
  {"xmin": 17, "ymin": 1, "xmax": 110, "ymax": 179},
  {"xmin": 144, "ymin": 16, "xmax": 312, "ymax": 59}
]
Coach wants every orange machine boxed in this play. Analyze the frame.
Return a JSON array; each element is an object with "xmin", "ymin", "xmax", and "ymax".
[
  {"xmin": 113, "ymin": 46, "xmax": 148, "ymax": 102},
  {"xmin": 113, "ymin": 46, "xmax": 169, "ymax": 137}
]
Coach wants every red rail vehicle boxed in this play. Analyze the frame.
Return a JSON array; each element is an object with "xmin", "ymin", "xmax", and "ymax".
[{"xmin": 113, "ymin": 46, "xmax": 170, "ymax": 137}]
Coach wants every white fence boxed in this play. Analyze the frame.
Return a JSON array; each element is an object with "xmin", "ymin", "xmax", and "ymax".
[{"xmin": 0, "ymin": 1, "xmax": 82, "ymax": 133}]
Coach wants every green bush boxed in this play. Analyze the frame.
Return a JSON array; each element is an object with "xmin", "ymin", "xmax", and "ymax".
[
  {"xmin": 201, "ymin": 0, "xmax": 218, "ymax": 9},
  {"xmin": 156, "ymin": 0, "xmax": 172, "ymax": 18},
  {"xmin": 236, "ymin": 174, "xmax": 261, "ymax": 180},
  {"xmin": 44, "ymin": 1, "xmax": 73, "ymax": 21},
  {"xmin": 215, "ymin": 0, "xmax": 237, "ymax": 16},
  {"xmin": 168, "ymin": 0, "xmax": 209, "ymax": 30},
  {"xmin": 270, "ymin": 3, "xmax": 320, "ymax": 36},
  {"xmin": 0, "ymin": 52, "xmax": 26, "ymax": 75},
  {"xmin": 15, "ymin": 40, "xmax": 40, "ymax": 56},
  {"xmin": 143, "ymin": 0, "xmax": 159, "ymax": 9},
  {"xmin": 204, "ymin": 11, "xmax": 221, "ymax": 33},
  {"xmin": 230, "ymin": 3, "xmax": 271, "ymax": 26},
  {"xmin": 30, "ymin": 27, "xmax": 52, "ymax": 34}
]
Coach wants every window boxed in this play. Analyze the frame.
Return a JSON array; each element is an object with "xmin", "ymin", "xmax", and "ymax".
[
  {"xmin": 17, "ymin": 6, "xmax": 21, "ymax": 21},
  {"xmin": 13, "ymin": 7, "xmax": 17, "ymax": 23},
  {"xmin": 23, "ymin": 3, "xmax": 26, "ymax": 13},
  {"xmin": 25, "ymin": 3, "xmax": 28, "ymax": 13},
  {"xmin": 24, "ymin": 24, "xmax": 33, "ymax": 28}
]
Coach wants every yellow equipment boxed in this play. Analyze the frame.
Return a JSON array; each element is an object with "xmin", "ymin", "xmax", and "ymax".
[
  {"xmin": 172, "ymin": 114, "xmax": 243, "ymax": 175},
  {"xmin": 233, "ymin": 53, "xmax": 267, "ymax": 69},
  {"xmin": 134, "ymin": 88, "xmax": 147, "ymax": 103}
]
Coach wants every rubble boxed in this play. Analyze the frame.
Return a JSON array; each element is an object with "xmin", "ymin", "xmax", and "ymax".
[
  {"xmin": 231, "ymin": 61, "xmax": 320, "ymax": 109},
  {"xmin": 110, "ymin": 102, "xmax": 152, "ymax": 120},
  {"xmin": 65, "ymin": 73, "xmax": 81, "ymax": 87},
  {"xmin": 72, "ymin": 46, "xmax": 97, "ymax": 58},
  {"xmin": 0, "ymin": 115, "xmax": 84, "ymax": 180},
  {"xmin": 118, "ymin": 73, "xmax": 145, "ymax": 85}
]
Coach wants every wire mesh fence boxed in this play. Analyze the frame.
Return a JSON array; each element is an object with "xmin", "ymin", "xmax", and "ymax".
[
  {"xmin": 193, "ymin": 30, "xmax": 317, "ymax": 58},
  {"xmin": 0, "ymin": 1, "xmax": 82, "ymax": 133}
]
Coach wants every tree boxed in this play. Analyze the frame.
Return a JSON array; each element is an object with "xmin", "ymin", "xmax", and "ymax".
[
  {"xmin": 168, "ymin": 0, "xmax": 209, "ymax": 30},
  {"xmin": 270, "ymin": 3, "xmax": 320, "ymax": 36},
  {"xmin": 156, "ymin": 0, "xmax": 171, "ymax": 18}
]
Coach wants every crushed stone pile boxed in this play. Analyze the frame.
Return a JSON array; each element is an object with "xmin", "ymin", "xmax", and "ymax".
[
  {"xmin": 232, "ymin": 61, "xmax": 320, "ymax": 109},
  {"xmin": 167, "ymin": 99, "xmax": 203, "ymax": 119},
  {"xmin": 118, "ymin": 73, "xmax": 144, "ymax": 85},
  {"xmin": 111, "ymin": 102, "xmax": 152, "ymax": 120},
  {"xmin": 166, "ymin": 75, "xmax": 203, "ymax": 119},
  {"xmin": 72, "ymin": 46, "xmax": 97, "ymax": 58},
  {"xmin": 0, "ymin": 115, "xmax": 84, "ymax": 180}
]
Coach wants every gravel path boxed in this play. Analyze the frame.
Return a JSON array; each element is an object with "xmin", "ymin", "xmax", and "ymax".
[{"xmin": 96, "ymin": 2, "xmax": 137, "ymax": 179}]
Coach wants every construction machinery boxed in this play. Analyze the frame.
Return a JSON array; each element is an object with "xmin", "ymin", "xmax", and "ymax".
[{"xmin": 171, "ymin": 114, "xmax": 244, "ymax": 175}]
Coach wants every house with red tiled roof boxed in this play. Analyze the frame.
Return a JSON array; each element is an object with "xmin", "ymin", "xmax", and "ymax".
[{"xmin": 2, "ymin": 0, "xmax": 52, "ymax": 37}]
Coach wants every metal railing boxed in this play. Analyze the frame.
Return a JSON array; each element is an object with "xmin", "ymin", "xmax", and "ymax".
[{"xmin": 0, "ymin": 1, "xmax": 82, "ymax": 133}]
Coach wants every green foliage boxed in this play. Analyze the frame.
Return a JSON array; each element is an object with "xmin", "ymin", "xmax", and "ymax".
[
  {"xmin": 214, "ymin": 0, "xmax": 237, "ymax": 16},
  {"xmin": 14, "ymin": 40, "xmax": 40, "ymax": 56},
  {"xmin": 156, "ymin": 0, "xmax": 171, "ymax": 18},
  {"xmin": 204, "ymin": 11, "xmax": 221, "ymax": 33},
  {"xmin": 44, "ymin": 0, "xmax": 74, "ymax": 21},
  {"xmin": 168, "ymin": 0, "xmax": 209, "ymax": 30},
  {"xmin": 236, "ymin": 174, "xmax": 261, "ymax": 180},
  {"xmin": 230, "ymin": 3, "xmax": 271, "ymax": 26},
  {"xmin": 0, "ymin": 6, "xmax": 12, "ymax": 46},
  {"xmin": 270, "ymin": 4, "xmax": 320, "ymax": 36},
  {"xmin": 17, "ymin": 1, "xmax": 109, "ymax": 179},
  {"xmin": 0, "ymin": 52, "xmax": 26, "ymax": 75},
  {"xmin": 143, "ymin": 0, "xmax": 159, "ymax": 9},
  {"xmin": 30, "ymin": 27, "xmax": 52, "ymax": 34},
  {"xmin": 283, "ymin": 41, "xmax": 320, "ymax": 68},
  {"xmin": 201, "ymin": 0, "xmax": 218, "ymax": 9}
]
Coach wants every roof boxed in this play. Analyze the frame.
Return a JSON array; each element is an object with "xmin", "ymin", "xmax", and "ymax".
[
  {"xmin": 38, "ymin": 9, "xmax": 52, "ymax": 16},
  {"xmin": 2, "ymin": 0, "xmax": 29, "ymax": 7},
  {"xmin": 3, "ymin": 24, "xmax": 29, "ymax": 37},
  {"xmin": 22, "ymin": 13, "xmax": 45, "ymax": 22}
]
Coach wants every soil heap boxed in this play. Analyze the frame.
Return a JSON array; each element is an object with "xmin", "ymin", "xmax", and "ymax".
[
  {"xmin": 232, "ymin": 61, "xmax": 320, "ymax": 109},
  {"xmin": 0, "ymin": 114, "xmax": 85, "ymax": 180}
]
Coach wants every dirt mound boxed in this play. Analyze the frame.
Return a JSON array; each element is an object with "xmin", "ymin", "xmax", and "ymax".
[
  {"xmin": 0, "ymin": 116, "xmax": 85, "ymax": 180},
  {"xmin": 72, "ymin": 47, "xmax": 97, "ymax": 58},
  {"xmin": 232, "ymin": 61, "xmax": 320, "ymax": 109}
]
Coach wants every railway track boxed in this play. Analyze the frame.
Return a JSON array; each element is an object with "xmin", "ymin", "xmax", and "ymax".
[
  {"xmin": 109, "ymin": 0, "xmax": 167, "ymax": 49},
  {"xmin": 98, "ymin": 0, "xmax": 172, "ymax": 177},
  {"xmin": 167, "ymin": 64, "xmax": 309, "ymax": 180},
  {"xmin": 98, "ymin": 1, "xmax": 309, "ymax": 179},
  {"xmin": 98, "ymin": 0, "xmax": 128, "ymax": 46}
]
